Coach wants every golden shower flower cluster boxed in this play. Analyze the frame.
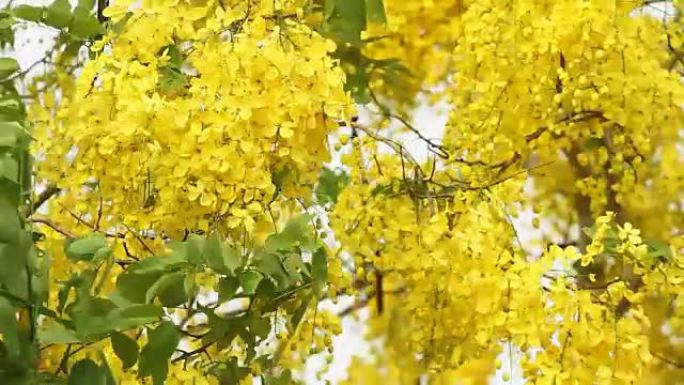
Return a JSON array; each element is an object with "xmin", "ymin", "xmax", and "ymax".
[
  {"xmin": 12, "ymin": 0, "xmax": 684, "ymax": 384},
  {"xmin": 443, "ymin": 0, "xmax": 684, "ymax": 236},
  {"xmin": 33, "ymin": 0, "xmax": 353, "ymax": 239},
  {"xmin": 332, "ymin": 149, "xmax": 684, "ymax": 384}
]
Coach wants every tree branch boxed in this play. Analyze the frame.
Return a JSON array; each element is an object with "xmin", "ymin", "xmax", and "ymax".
[
  {"xmin": 172, "ymin": 340, "xmax": 216, "ymax": 364},
  {"xmin": 29, "ymin": 218, "xmax": 75, "ymax": 238},
  {"xmin": 27, "ymin": 184, "xmax": 60, "ymax": 216},
  {"xmin": 652, "ymin": 351, "xmax": 684, "ymax": 369},
  {"xmin": 97, "ymin": 0, "xmax": 109, "ymax": 23}
]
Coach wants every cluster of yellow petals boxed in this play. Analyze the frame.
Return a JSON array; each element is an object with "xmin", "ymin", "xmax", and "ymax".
[
  {"xmin": 32, "ymin": 0, "xmax": 352, "ymax": 239},
  {"xmin": 361, "ymin": 0, "xmax": 463, "ymax": 107},
  {"xmin": 30, "ymin": 0, "xmax": 353, "ymax": 383},
  {"xmin": 330, "ymin": 1, "xmax": 684, "ymax": 383},
  {"xmin": 444, "ymin": 0, "xmax": 684, "ymax": 239},
  {"xmin": 24, "ymin": 0, "xmax": 684, "ymax": 384},
  {"xmin": 333, "ymin": 149, "xmax": 684, "ymax": 384}
]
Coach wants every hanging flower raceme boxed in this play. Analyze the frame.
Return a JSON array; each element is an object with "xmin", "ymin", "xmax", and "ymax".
[
  {"xmin": 33, "ymin": 0, "xmax": 353, "ymax": 239},
  {"xmin": 443, "ymin": 0, "xmax": 684, "ymax": 237}
]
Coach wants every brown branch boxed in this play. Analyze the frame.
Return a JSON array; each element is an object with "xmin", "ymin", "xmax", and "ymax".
[
  {"xmin": 652, "ymin": 352, "xmax": 684, "ymax": 369},
  {"xmin": 440, "ymin": 160, "xmax": 554, "ymax": 193},
  {"xmin": 351, "ymin": 122, "xmax": 426, "ymax": 178},
  {"xmin": 97, "ymin": 0, "xmax": 109, "ymax": 24},
  {"xmin": 368, "ymin": 88, "xmax": 450, "ymax": 159},
  {"xmin": 339, "ymin": 296, "xmax": 371, "ymax": 317},
  {"xmin": 29, "ymin": 218, "xmax": 75, "ymax": 238},
  {"xmin": 57, "ymin": 202, "xmax": 96, "ymax": 230},
  {"xmin": 95, "ymin": 183, "xmax": 103, "ymax": 231},
  {"xmin": 125, "ymin": 225, "xmax": 156, "ymax": 255},
  {"xmin": 450, "ymin": 109, "xmax": 604, "ymax": 172},
  {"xmin": 666, "ymin": 31, "xmax": 684, "ymax": 71},
  {"xmin": 28, "ymin": 185, "xmax": 60, "ymax": 216},
  {"xmin": 172, "ymin": 340, "xmax": 216, "ymax": 364},
  {"xmin": 338, "ymin": 287, "xmax": 405, "ymax": 317}
]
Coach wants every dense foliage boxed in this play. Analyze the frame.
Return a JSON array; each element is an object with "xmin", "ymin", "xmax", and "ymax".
[{"xmin": 0, "ymin": 0, "xmax": 684, "ymax": 384}]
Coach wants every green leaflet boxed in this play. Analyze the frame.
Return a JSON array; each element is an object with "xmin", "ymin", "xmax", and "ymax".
[{"xmin": 138, "ymin": 322, "xmax": 179, "ymax": 385}]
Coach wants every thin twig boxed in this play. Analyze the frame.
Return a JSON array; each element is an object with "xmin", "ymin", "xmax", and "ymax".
[
  {"xmin": 29, "ymin": 218, "xmax": 75, "ymax": 238},
  {"xmin": 28, "ymin": 184, "xmax": 60, "ymax": 216},
  {"xmin": 172, "ymin": 340, "xmax": 216, "ymax": 364},
  {"xmin": 652, "ymin": 352, "xmax": 684, "ymax": 369}
]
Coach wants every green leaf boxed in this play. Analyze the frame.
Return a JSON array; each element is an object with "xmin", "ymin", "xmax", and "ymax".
[
  {"xmin": 57, "ymin": 275, "xmax": 80, "ymax": 313},
  {"xmin": 12, "ymin": 5, "xmax": 44, "ymax": 23},
  {"xmin": 315, "ymin": 167, "xmax": 350, "ymax": 205},
  {"xmin": 160, "ymin": 44, "xmax": 184, "ymax": 68},
  {"xmin": 205, "ymin": 233, "xmax": 240, "ymax": 275},
  {"xmin": 35, "ymin": 372, "xmax": 69, "ymax": 385},
  {"xmin": 65, "ymin": 234, "xmax": 107, "ymax": 262},
  {"xmin": 37, "ymin": 322, "xmax": 81, "ymax": 344},
  {"xmin": 324, "ymin": 0, "xmax": 335, "ymax": 18},
  {"xmin": 185, "ymin": 234, "xmax": 205, "ymax": 265},
  {"xmin": 0, "ymin": 297, "xmax": 20, "ymax": 360},
  {"xmin": 200, "ymin": 237, "xmax": 218, "ymax": 268},
  {"xmin": 33, "ymin": 251, "xmax": 51, "ymax": 303},
  {"xmin": 0, "ymin": 154, "xmax": 18, "ymax": 183},
  {"xmin": 128, "ymin": 254, "xmax": 187, "ymax": 275},
  {"xmin": 78, "ymin": 0, "xmax": 96, "ymax": 9},
  {"xmin": 0, "ymin": 33, "xmax": 12, "ymax": 52},
  {"xmin": 0, "ymin": 195, "xmax": 20, "ymax": 243},
  {"xmin": 210, "ymin": 357, "xmax": 250, "ymax": 385},
  {"xmin": 110, "ymin": 332, "xmax": 139, "ymax": 370},
  {"xmin": 335, "ymin": 0, "xmax": 367, "ymax": 27},
  {"xmin": 582, "ymin": 137, "xmax": 603, "ymax": 151},
  {"xmin": 647, "ymin": 239, "xmax": 673, "ymax": 261},
  {"xmin": 255, "ymin": 277, "xmax": 276, "ymax": 301},
  {"xmin": 344, "ymin": 62, "xmax": 371, "ymax": 103},
  {"xmin": 45, "ymin": 0, "xmax": 72, "ymax": 29},
  {"xmin": 0, "ymin": 97, "xmax": 24, "ymax": 122},
  {"xmin": 0, "ymin": 57, "xmax": 19, "ymax": 79},
  {"xmin": 264, "ymin": 214, "xmax": 312, "ymax": 253},
  {"xmin": 70, "ymin": 6, "xmax": 102, "ymax": 39},
  {"xmin": 271, "ymin": 163, "xmax": 292, "ymax": 193},
  {"xmin": 0, "ymin": 232, "xmax": 31, "ymax": 299},
  {"xmin": 111, "ymin": 271, "xmax": 161, "ymax": 305},
  {"xmin": 0, "ymin": 22, "xmax": 13, "ymax": 50},
  {"xmin": 283, "ymin": 254, "xmax": 306, "ymax": 282},
  {"xmin": 291, "ymin": 293, "xmax": 312, "ymax": 329},
  {"xmin": 112, "ymin": 304, "xmax": 163, "ymax": 328},
  {"xmin": 184, "ymin": 271, "xmax": 196, "ymax": 299},
  {"xmin": 365, "ymin": 0, "xmax": 387, "ymax": 24},
  {"xmin": 0, "ymin": 121, "xmax": 26, "ymax": 148},
  {"xmin": 145, "ymin": 271, "xmax": 186, "ymax": 307},
  {"xmin": 93, "ymin": 245, "xmax": 112, "ymax": 262},
  {"xmin": 72, "ymin": 299, "xmax": 162, "ymax": 338},
  {"xmin": 239, "ymin": 270, "xmax": 263, "ymax": 295},
  {"xmin": 139, "ymin": 321, "xmax": 180, "ymax": 385},
  {"xmin": 323, "ymin": 0, "xmax": 366, "ymax": 44},
  {"xmin": 222, "ymin": 243, "xmax": 242, "ymax": 272},
  {"xmin": 68, "ymin": 359, "xmax": 108, "ymax": 385},
  {"xmin": 311, "ymin": 247, "xmax": 328, "ymax": 291},
  {"xmin": 249, "ymin": 314, "xmax": 270, "ymax": 339},
  {"xmin": 255, "ymin": 252, "xmax": 289, "ymax": 288},
  {"xmin": 217, "ymin": 276, "xmax": 240, "ymax": 302},
  {"xmin": 158, "ymin": 66, "xmax": 187, "ymax": 95},
  {"xmin": 264, "ymin": 369, "xmax": 293, "ymax": 385},
  {"xmin": 0, "ymin": 12, "xmax": 15, "ymax": 30},
  {"xmin": 98, "ymin": 352, "xmax": 117, "ymax": 385},
  {"xmin": 70, "ymin": 296, "xmax": 116, "ymax": 335}
]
